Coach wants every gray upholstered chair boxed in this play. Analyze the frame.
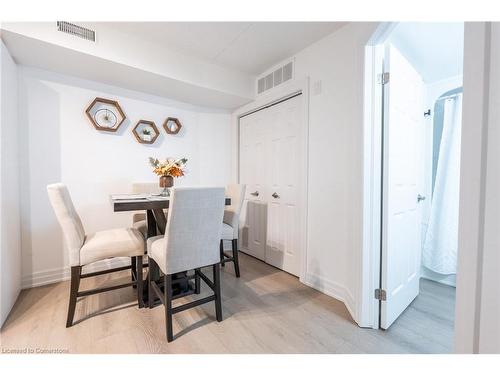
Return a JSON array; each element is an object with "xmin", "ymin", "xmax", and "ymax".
[
  {"xmin": 131, "ymin": 182, "xmax": 166, "ymax": 237},
  {"xmin": 47, "ymin": 183, "xmax": 145, "ymax": 327},
  {"xmin": 147, "ymin": 187, "xmax": 225, "ymax": 342},
  {"xmin": 220, "ymin": 184, "xmax": 246, "ymax": 277}
]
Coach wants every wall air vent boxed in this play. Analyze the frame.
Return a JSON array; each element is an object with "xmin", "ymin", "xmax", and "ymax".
[
  {"xmin": 57, "ymin": 21, "xmax": 96, "ymax": 42},
  {"xmin": 256, "ymin": 60, "xmax": 294, "ymax": 95}
]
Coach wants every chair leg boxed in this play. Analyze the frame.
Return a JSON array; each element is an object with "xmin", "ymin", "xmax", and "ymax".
[
  {"xmin": 195, "ymin": 268, "xmax": 201, "ymax": 294},
  {"xmin": 220, "ymin": 240, "xmax": 225, "ymax": 267},
  {"xmin": 232, "ymin": 239, "xmax": 240, "ymax": 278},
  {"xmin": 131, "ymin": 256, "xmax": 137, "ymax": 288},
  {"xmin": 165, "ymin": 274, "xmax": 174, "ymax": 342},
  {"xmin": 213, "ymin": 264, "xmax": 223, "ymax": 322},
  {"xmin": 148, "ymin": 258, "xmax": 156, "ymax": 308},
  {"xmin": 136, "ymin": 256, "xmax": 144, "ymax": 308},
  {"xmin": 66, "ymin": 266, "xmax": 81, "ymax": 328}
]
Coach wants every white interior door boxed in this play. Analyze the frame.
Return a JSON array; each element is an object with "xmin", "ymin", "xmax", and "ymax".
[
  {"xmin": 380, "ymin": 44, "xmax": 424, "ymax": 329},
  {"xmin": 239, "ymin": 94, "xmax": 304, "ymax": 276},
  {"xmin": 265, "ymin": 95, "xmax": 303, "ymax": 276},
  {"xmin": 239, "ymin": 111, "xmax": 267, "ymax": 261}
]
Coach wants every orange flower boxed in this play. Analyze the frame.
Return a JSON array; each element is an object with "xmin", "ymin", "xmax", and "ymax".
[
  {"xmin": 169, "ymin": 166, "xmax": 184, "ymax": 177},
  {"xmin": 149, "ymin": 157, "xmax": 187, "ymax": 178}
]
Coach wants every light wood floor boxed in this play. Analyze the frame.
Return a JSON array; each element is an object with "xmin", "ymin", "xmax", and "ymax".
[{"xmin": 0, "ymin": 254, "xmax": 455, "ymax": 353}]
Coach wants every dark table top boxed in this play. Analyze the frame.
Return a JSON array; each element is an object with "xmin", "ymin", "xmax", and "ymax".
[{"xmin": 111, "ymin": 195, "xmax": 231, "ymax": 212}]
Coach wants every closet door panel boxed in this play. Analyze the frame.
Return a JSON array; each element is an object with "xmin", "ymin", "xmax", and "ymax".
[
  {"xmin": 239, "ymin": 94, "xmax": 303, "ymax": 275},
  {"xmin": 265, "ymin": 95, "xmax": 302, "ymax": 276},
  {"xmin": 239, "ymin": 113, "xmax": 266, "ymax": 260}
]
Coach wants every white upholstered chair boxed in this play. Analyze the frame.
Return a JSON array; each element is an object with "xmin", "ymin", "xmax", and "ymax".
[
  {"xmin": 220, "ymin": 184, "xmax": 246, "ymax": 277},
  {"xmin": 47, "ymin": 183, "xmax": 145, "ymax": 327},
  {"xmin": 131, "ymin": 182, "xmax": 167, "ymax": 237},
  {"xmin": 147, "ymin": 187, "xmax": 225, "ymax": 342}
]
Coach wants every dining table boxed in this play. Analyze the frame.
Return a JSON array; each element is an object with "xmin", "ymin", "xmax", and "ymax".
[{"xmin": 110, "ymin": 193, "xmax": 231, "ymax": 307}]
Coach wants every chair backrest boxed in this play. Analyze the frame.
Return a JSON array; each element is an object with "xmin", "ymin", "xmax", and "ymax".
[
  {"xmin": 223, "ymin": 184, "xmax": 246, "ymax": 238},
  {"xmin": 132, "ymin": 182, "xmax": 159, "ymax": 195},
  {"xmin": 47, "ymin": 183, "xmax": 85, "ymax": 267},
  {"xmin": 163, "ymin": 187, "xmax": 225, "ymax": 274}
]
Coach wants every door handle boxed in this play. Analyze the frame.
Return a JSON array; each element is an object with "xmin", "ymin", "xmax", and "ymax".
[
  {"xmin": 417, "ymin": 194, "xmax": 426, "ymax": 203},
  {"xmin": 272, "ymin": 192, "xmax": 280, "ymax": 199},
  {"xmin": 250, "ymin": 191, "xmax": 259, "ymax": 197}
]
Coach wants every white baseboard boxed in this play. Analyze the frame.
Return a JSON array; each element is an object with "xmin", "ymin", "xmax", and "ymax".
[
  {"xmin": 303, "ymin": 272, "xmax": 357, "ymax": 324},
  {"xmin": 21, "ymin": 258, "xmax": 132, "ymax": 289}
]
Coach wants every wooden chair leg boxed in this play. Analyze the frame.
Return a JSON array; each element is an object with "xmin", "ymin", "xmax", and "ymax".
[
  {"xmin": 213, "ymin": 263, "xmax": 223, "ymax": 322},
  {"xmin": 165, "ymin": 274, "xmax": 174, "ymax": 342},
  {"xmin": 66, "ymin": 266, "xmax": 81, "ymax": 328},
  {"xmin": 232, "ymin": 239, "xmax": 240, "ymax": 278},
  {"xmin": 136, "ymin": 256, "xmax": 144, "ymax": 308},
  {"xmin": 195, "ymin": 268, "xmax": 201, "ymax": 294},
  {"xmin": 131, "ymin": 256, "xmax": 137, "ymax": 288},
  {"xmin": 220, "ymin": 240, "xmax": 225, "ymax": 267}
]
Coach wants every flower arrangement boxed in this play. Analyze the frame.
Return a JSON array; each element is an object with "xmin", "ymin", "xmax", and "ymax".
[
  {"xmin": 142, "ymin": 128, "xmax": 151, "ymax": 135},
  {"xmin": 149, "ymin": 157, "xmax": 188, "ymax": 178}
]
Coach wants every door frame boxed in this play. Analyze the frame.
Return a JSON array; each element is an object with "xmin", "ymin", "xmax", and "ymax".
[
  {"xmin": 360, "ymin": 22, "xmax": 398, "ymax": 328},
  {"xmin": 361, "ymin": 22, "xmax": 470, "ymax": 333},
  {"xmin": 232, "ymin": 77, "xmax": 310, "ymax": 282},
  {"xmin": 362, "ymin": 23, "xmax": 426, "ymax": 329}
]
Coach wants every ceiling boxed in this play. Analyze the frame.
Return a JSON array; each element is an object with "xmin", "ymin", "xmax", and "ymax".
[
  {"xmin": 0, "ymin": 30, "xmax": 253, "ymax": 109},
  {"xmin": 388, "ymin": 22, "xmax": 464, "ymax": 83},
  {"xmin": 100, "ymin": 22, "xmax": 347, "ymax": 75}
]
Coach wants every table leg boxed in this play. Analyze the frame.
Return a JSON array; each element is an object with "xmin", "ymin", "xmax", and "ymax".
[
  {"xmin": 143, "ymin": 210, "xmax": 158, "ymax": 307},
  {"xmin": 152, "ymin": 208, "xmax": 167, "ymax": 234},
  {"xmin": 146, "ymin": 210, "xmax": 157, "ymax": 238}
]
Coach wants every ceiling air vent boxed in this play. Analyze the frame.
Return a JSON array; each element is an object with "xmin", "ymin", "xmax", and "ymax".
[
  {"xmin": 282, "ymin": 62, "xmax": 293, "ymax": 82},
  {"xmin": 57, "ymin": 21, "xmax": 96, "ymax": 42},
  {"xmin": 257, "ymin": 77, "xmax": 265, "ymax": 94},
  {"xmin": 256, "ymin": 60, "xmax": 294, "ymax": 95}
]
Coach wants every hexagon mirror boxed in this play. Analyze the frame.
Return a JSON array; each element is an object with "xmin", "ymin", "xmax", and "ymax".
[
  {"xmin": 163, "ymin": 117, "xmax": 182, "ymax": 135},
  {"xmin": 85, "ymin": 97, "xmax": 126, "ymax": 132},
  {"xmin": 132, "ymin": 120, "xmax": 159, "ymax": 144}
]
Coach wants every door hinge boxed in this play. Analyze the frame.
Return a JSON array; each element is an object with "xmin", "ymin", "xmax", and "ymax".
[
  {"xmin": 378, "ymin": 72, "xmax": 390, "ymax": 85},
  {"xmin": 374, "ymin": 288, "xmax": 387, "ymax": 301}
]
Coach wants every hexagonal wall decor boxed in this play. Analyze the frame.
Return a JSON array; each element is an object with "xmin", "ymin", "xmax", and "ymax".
[
  {"xmin": 85, "ymin": 97, "xmax": 126, "ymax": 132},
  {"xmin": 163, "ymin": 117, "xmax": 182, "ymax": 135},
  {"xmin": 132, "ymin": 120, "xmax": 159, "ymax": 144}
]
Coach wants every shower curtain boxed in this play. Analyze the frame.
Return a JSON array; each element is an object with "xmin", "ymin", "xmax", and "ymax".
[{"xmin": 422, "ymin": 94, "xmax": 462, "ymax": 275}]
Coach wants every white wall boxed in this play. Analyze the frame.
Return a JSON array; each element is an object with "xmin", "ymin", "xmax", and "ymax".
[
  {"xmin": 296, "ymin": 23, "xmax": 379, "ymax": 323},
  {"xmin": 477, "ymin": 22, "xmax": 500, "ymax": 354},
  {"xmin": 233, "ymin": 23, "xmax": 379, "ymax": 324},
  {"xmin": 0, "ymin": 40, "xmax": 21, "ymax": 326},
  {"xmin": 455, "ymin": 22, "xmax": 500, "ymax": 354},
  {"xmin": 18, "ymin": 67, "xmax": 232, "ymax": 288}
]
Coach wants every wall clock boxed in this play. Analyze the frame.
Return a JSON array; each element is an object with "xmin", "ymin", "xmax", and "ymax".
[
  {"xmin": 85, "ymin": 97, "xmax": 126, "ymax": 132},
  {"xmin": 132, "ymin": 120, "xmax": 160, "ymax": 144},
  {"xmin": 163, "ymin": 117, "xmax": 182, "ymax": 135}
]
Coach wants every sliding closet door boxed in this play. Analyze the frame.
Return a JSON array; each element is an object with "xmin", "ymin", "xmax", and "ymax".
[{"xmin": 239, "ymin": 94, "xmax": 304, "ymax": 276}]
